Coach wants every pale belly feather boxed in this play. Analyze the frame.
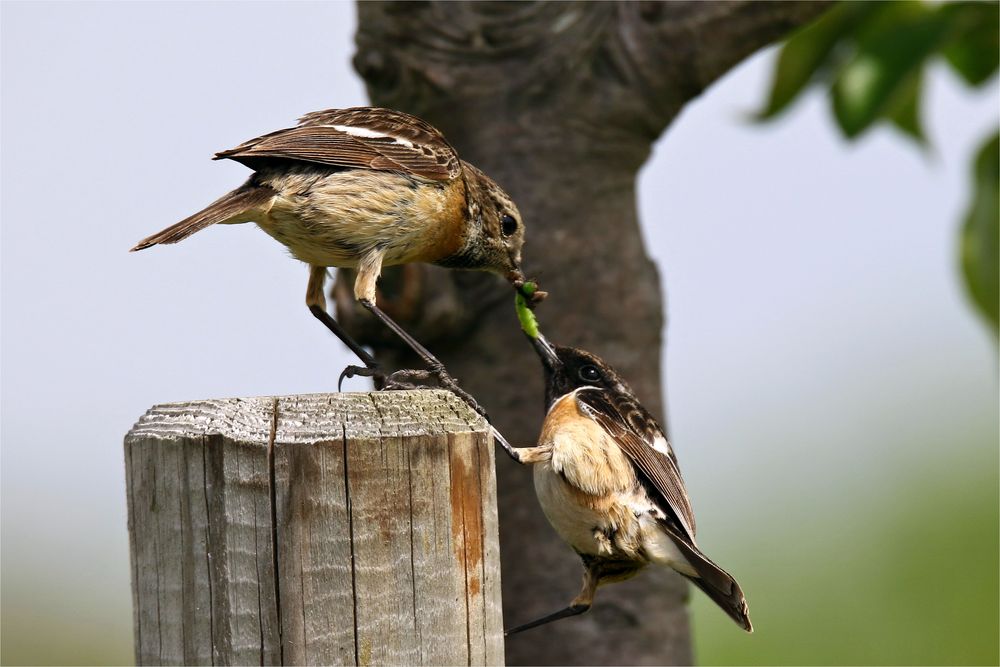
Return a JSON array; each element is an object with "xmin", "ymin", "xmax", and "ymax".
[
  {"xmin": 249, "ymin": 168, "xmax": 459, "ymax": 268},
  {"xmin": 532, "ymin": 391, "xmax": 696, "ymax": 575},
  {"xmin": 533, "ymin": 460, "xmax": 628, "ymax": 557}
]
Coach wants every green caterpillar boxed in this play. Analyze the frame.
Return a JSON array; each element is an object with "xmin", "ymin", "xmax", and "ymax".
[{"xmin": 516, "ymin": 282, "xmax": 541, "ymax": 339}]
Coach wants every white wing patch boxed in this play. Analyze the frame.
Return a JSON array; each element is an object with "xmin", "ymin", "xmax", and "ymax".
[
  {"xmin": 575, "ymin": 387, "xmax": 698, "ymax": 543},
  {"xmin": 651, "ymin": 435, "xmax": 671, "ymax": 456},
  {"xmin": 329, "ymin": 124, "xmax": 415, "ymax": 147}
]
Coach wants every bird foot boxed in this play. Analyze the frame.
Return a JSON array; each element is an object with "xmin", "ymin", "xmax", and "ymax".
[
  {"xmin": 338, "ymin": 364, "xmax": 387, "ymax": 391},
  {"xmin": 374, "ymin": 365, "xmax": 489, "ymax": 420},
  {"xmin": 342, "ymin": 362, "xmax": 489, "ymax": 420},
  {"xmin": 380, "ymin": 368, "xmax": 434, "ymax": 391}
]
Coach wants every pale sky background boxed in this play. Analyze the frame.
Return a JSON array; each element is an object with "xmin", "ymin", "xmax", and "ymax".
[{"xmin": 2, "ymin": 2, "xmax": 997, "ymax": 664}]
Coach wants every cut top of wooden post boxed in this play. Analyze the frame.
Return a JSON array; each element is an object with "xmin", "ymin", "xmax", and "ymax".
[
  {"xmin": 125, "ymin": 390, "xmax": 504, "ymax": 666},
  {"xmin": 127, "ymin": 389, "xmax": 486, "ymax": 442}
]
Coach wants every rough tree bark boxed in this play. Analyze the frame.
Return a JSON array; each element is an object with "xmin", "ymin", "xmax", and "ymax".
[{"xmin": 338, "ymin": 2, "xmax": 830, "ymax": 664}]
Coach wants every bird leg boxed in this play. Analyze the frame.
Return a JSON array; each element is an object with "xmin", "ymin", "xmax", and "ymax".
[
  {"xmin": 505, "ymin": 558, "xmax": 644, "ymax": 636},
  {"xmin": 326, "ymin": 258, "xmax": 526, "ymax": 465},
  {"xmin": 378, "ymin": 364, "xmax": 528, "ymax": 469},
  {"xmin": 348, "ymin": 253, "xmax": 524, "ymax": 460},
  {"xmin": 359, "ymin": 297, "xmax": 489, "ymax": 419},
  {"xmin": 305, "ymin": 266, "xmax": 385, "ymax": 389},
  {"xmin": 497, "ymin": 443, "xmax": 551, "ymax": 465},
  {"xmin": 505, "ymin": 561, "xmax": 600, "ymax": 636},
  {"xmin": 354, "ymin": 290, "xmax": 530, "ymax": 469}
]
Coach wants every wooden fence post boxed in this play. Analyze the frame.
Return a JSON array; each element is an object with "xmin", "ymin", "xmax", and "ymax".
[{"xmin": 124, "ymin": 390, "xmax": 504, "ymax": 666}]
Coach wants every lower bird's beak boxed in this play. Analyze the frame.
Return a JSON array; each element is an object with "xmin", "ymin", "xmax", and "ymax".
[
  {"xmin": 529, "ymin": 333, "xmax": 560, "ymax": 370},
  {"xmin": 505, "ymin": 248, "xmax": 525, "ymax": 283}
]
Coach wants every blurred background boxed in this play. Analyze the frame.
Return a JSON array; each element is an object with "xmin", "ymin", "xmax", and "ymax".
[{"xmin": 1, "ymin": 2, "xmax": 996, "ymax": 665}]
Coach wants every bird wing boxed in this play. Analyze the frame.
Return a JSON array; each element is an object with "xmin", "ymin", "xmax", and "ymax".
[
  {"xmin": 214, "ymin": 106, "xmax": 461, "ymax": 181},
  {"xmin": 575, "ymin": 388, "xmax": 698, "ymax": 544},
  {"xmin": 574, "ymin": 387, "xmax": 753, "ymax": 633}
]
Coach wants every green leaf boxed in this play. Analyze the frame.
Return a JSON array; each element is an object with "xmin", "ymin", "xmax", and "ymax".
[
  {"xmin": 886, "ymin": 69, "xmax": 926, "ymax": 144},
  {"xmin": 941, "ymin": 1, "xmax": 1000, "ymax": 86},
  {"xmin": 832, "ymin": 2, "xmax": 954, "ymax": 138},
  {"xmin": 755, "ymin": 2, "xmax": 880, "ymax": 121},
  {"xmin": 960, "ymin": 131, "xmax": 999, "ymax": 336}
]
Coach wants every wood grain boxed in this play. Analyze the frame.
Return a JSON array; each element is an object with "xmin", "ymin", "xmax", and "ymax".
[{"xmin": 125, "ymin": 390, "xmax": 504, "ymax": 666}]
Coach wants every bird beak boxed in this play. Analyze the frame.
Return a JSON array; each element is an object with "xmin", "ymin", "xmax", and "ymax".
[
  {"xmin": 505, "ymin": 248, "xmax": 525, "ymax": 283},
  {"xmin": 529, "ymin": 333, "xmax": 560, "ymax": 371},
  {"xmin": 506, "ymin": 255, "xmax": 524, "ymax": 287}
]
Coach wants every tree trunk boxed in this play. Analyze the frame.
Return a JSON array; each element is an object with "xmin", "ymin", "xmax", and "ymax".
[{"xmin": 342, "ymin": 2, "xmax": 830, "ymax": 663}]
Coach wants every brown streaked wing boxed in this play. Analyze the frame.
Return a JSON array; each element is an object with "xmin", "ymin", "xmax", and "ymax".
[
  {"xmin": 215, "ymin": 107, "xmax": 461, "ymax": 181},
  {"xmin": 298, "ymin": 107, "xmax": 452, "ymax": 150},
  {"xmin": 302, "ymin": 107, "xmax": 461, "ymax": 178},
  {"xmin": 575, "ymin": 388, "xmax": 698, "ymax": 544}
]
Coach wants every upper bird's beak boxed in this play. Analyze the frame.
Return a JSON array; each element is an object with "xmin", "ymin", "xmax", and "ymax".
[
  {"xmin": 505, "ymin": 249, "xmax": 525, "ymax": 284},
  {"xmin": 529, "ymin": 333, "xmax": 560, "ymax": 371},
  {"xmin": 507, "ymin": 268, "xmax": 525, "ymax": 284}
]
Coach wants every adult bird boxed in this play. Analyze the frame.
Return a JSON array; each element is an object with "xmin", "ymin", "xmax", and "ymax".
[
  {"xmin": 498, "ymin": 326, "xmax": 752, "ymax": 634},
  {"xmin": 132, "ymin": 107, "xmax": 531, "ymax": 407}
]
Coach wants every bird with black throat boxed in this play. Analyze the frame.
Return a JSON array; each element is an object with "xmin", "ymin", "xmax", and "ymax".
[
  {"xmin": 131, "ymin": 106, "xmax": 543, "ymax": 416},
  {"xmin": 497, "ymin": 286, "xmax": 753, "ymax": 635}
]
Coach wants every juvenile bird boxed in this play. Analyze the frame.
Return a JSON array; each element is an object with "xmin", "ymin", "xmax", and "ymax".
[
  {"xmin": 498, "ymin": 320, "xmax": 752, "ymax": 634},
  {"xmin": 131, "ymin": 107, "xmax": 533, "ymax": 406}
]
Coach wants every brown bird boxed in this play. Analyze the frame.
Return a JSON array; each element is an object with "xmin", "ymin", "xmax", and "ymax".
[
  {"xmin": 131, "ymin": 107, "xmax": 531, "ymax": 408},
  {"xmin": 498, "ymin": 334, "xmax": 753, "ymax": 635}
]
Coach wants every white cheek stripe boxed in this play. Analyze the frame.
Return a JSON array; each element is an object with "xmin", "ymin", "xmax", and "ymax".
[
  {"xmin": 545, "ymin": 387, "xmax": 587, "ymax": 417},
  {"xmin": 329, "ymin": 124, "xmax": 414, "ymax": 148}
]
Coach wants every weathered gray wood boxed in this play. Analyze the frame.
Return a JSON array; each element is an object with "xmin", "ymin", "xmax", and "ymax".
[
  {"xmin": 272, "ymin": 395, "xmax": 355, "ymax": 665},
  {"xmin": 125, "ymin": 390, "xmax": 504, "ymax": 666}
]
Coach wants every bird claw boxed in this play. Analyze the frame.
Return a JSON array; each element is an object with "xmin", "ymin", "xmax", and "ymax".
[
  {"xmin": 338, "ymin": 364, "xmax": 387, "ymax": 391},
  {"xmin": 375, "ymin": 366, "xmax": 489, "ymax": 420}
]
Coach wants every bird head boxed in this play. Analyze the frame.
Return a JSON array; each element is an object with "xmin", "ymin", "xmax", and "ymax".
[
  {"xmin": 529, "ymin": 337, "xmax": 634, "ymax": 410},
  {"xmin": 459, "ymin": 162, "xmax": 525, "ymax": 284},
  {"xmin": 514, "ymin": 284, "xmax": 630, "ymax": 408}
]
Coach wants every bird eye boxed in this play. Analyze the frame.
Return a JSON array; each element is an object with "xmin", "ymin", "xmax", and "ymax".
[
  {"xmin": 500, "ymin": 214, "xmax": 518, "ymax": 237},
  {"xmin": 578, "ymin": 365, "xmax": 600, "ymax": 382}
]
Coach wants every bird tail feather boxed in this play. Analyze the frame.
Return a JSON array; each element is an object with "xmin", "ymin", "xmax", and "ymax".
[
  {"xmin": 130, "ymin": 182, "xmax": 275, "ymax": 251},
  {"xmin": 671, "ymin": 532, "xmax": 753, "ymax": 632}
]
